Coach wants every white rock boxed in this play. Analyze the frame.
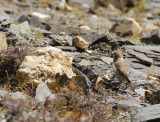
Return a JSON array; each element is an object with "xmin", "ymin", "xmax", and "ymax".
[
  {"xmin": 18, "ymin": 47, "xmax": 75, "ymax": 86},
  {"xmin": 72, "ymin": 36, "xmax": 89, "ymax": 50},
  {"xmin": 35, "ymin": 83, "xmax": 56, "ymax": 103},
  {"xmin": 79, "ymin": 25, "xmax": 91, "ymax": 32},
  {"xmin": 31, "ymin": 12, "xmax": 51, "ymax": 20}
]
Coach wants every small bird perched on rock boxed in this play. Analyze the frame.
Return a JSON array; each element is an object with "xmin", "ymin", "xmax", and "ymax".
[{"xmin": 112, "ymin": 50, "xmax": 133, "ymax": 90}]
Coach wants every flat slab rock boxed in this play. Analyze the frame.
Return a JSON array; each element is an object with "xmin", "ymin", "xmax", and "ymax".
[
  {"xmin": 124, "ymin": 46, "xmax": 160, "ymax": 75},
  {"xmin": 135, "ymin": 104, "xmax": 160, "ymax": 121}
]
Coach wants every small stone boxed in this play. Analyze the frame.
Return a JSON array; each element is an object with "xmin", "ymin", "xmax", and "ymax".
[
  {"xmin": 102, "ymin": 74, "xmax": 110, "ymax": 81},
  {"xmin": 72, "ymin": 36, "xmax": 89, "ymax": 50},
  {"xmin": 78, "ymin": 25, "xmax": 91, "ymax": 32}
]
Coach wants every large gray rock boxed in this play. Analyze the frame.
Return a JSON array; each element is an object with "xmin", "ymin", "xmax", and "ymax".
[
  {"xmin": 124, "ymin": 46, "xmax": 160, "ymax": 75},
  {"xmin": 110, "ymin": 17, "xmax": 142, "ymax": 37},
  {"xmin": 135, "ymin": 104, "xmax": 160, "ymax": 121}
]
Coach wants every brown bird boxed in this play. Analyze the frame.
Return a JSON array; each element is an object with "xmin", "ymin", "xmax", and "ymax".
[{"xmin": 112, "ymin": 50, "xmax": 133, "ymax": 90}]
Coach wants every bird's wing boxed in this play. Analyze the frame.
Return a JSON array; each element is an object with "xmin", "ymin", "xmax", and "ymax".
[{"xmin": 114, "ymin": 61, "xmax": 131, "ymax": 83}]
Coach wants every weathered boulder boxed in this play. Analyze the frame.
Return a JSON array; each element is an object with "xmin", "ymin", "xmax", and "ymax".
[
  {"xmin": 110, "ymin": 17, "xmax": 142, "ymax": 37},
  {"xmin": 18, "ymin": 47, "xmax": 75, "ymax": 87},
  {"xmin": 72, "ymin": 36, "xmax": 89, "ymax": 50},
  {"xmin": 0, "ymin": 32, "xmax": 7, "ymax": 51}
]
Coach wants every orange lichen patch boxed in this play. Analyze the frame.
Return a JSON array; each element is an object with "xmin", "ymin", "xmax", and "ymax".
[{"xmin": 115, "ymin": 96, "xmax": 125, "ymax": 100}]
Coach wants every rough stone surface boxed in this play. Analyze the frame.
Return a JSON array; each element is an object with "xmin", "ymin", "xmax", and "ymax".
[
  {"xmin": 35, "ymin": 83, "xmax": 56, "ymax": 103},
  {"xmin": 0, "ymin": 32, "xmax": 7, "ymax": 51},
  {"xmin": 135, "ymin": 104, "xmax": 160, "ymax": 121},
  {"xmin": 81, "ymin": 33, "xmax": 107, "ymax": 45},
  {"xmin": 124, "ymin": 46, "xmax": 160, "ymax": 75},
  {"xmin": 128, "ymin": 51, "xmax": 153, "ymax": 66},
  {"xmin": 72, "ymin": 36, "xmax": 89, "ymax": 50},
  {"xmin": 18, "ymin": 47, "xmax": 75, "ymax": 86},
  {"xmin": 9, "ymin": 21, "xmax": 30, "ymax": 38},
  {"xmin": 110, "ymin": 17, "xmax": 142, "ymax": 37}
]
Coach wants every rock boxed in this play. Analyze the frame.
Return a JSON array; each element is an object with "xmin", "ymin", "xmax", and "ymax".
[
  {"xmin": 18, "ymin": 14, "xmax": 41, "ymax": 28},
  {"xmin": 101, "ymin": 57, "xmax": 113, "ymax": 65},
  {"xmin": 0, "ymin": 32, "xmax": 7, "ymax": 51},
  {"xmin": 68, "ymin": 0, "xmax": 95, "ymax": 8},
  {"xmin": 110, "ymin": 17, "xmax": 142, "ymax": 37},
  {"xmin": 49, "ymin": 35, "xmax": 72, "ymax": 46},
  {"xmin": 55, "ymin": 46, "xmax": 76, "ymax": 52},
  {"xmin": 81, "ymin": 33, "xmax": 107, "ymax": 45},
  {"xmin": 135, "ymin": 104, "xmax": 160, "ymax": 121},
  {"xmin": 124, "ymin": 46, "xmax": 160, "ymax": 75},
  {"xmin": 9, "ymin": 21, "xmax": 30, "ymax": 38},
  {"xmin": 78, "ymin": 25, "xmax": 91, "ymax": 33},
  {"xmin": 54, "ymin": 0, "xmax": 69, "ymax": 10},
  {"xmin": 72, "ymin": 63, "xmax": 98, "ymax": 85},
  {"xmin": 78, "ymin": 59, "xmax": 94, "ymax": 66},
  {"xmin": 0, "ymin": 16, "xmax": 12, "ymax": 32},
  {"xmin": 141, "ymin": 29, "xmax": 160, "ymax": 44},
  {"xmin": 128, "ymin": 51, "xmax": 153, "ymax": 66},
  {"xmin": 102, "ymin": 74, "xmax": 110, "ymax": 81},
  {"xmin": 106, "ymin": 95, "xmax": 143, "ymax": 109},
  {"xmin": 87, "ymin": 32, "xmax": 135, "ymax": 50},
  {"xmin": 72, "ymin": 36, "xmax": 89, "ymax": 51},
  {"xmin": 18, "ymin": 47, "xmax": 75, "ymax": 87},
  {"xmin": 35, "ymin": 83, "xmax": 56, "ymax": 103},
  {"xmin": 31, "ymin": 12, "xmax": 51, "ymax": 20},
  {"xmin": 0, "ymin": 8, "xmax": 11, "ymax": 19},
  {"xmin": 72, "ymin": 64, "xmax": 92, "ymax": 95},
  {"xmin": 130, "ymin": 68, "xmax": 147, "ymax": 81},
  {"xmin": 109, "ymin": 35, "xmax": 135, "ymax": 50},
  {"xmin": 10, "ymin": 91, "xmax": 28, "ymax": 100}
]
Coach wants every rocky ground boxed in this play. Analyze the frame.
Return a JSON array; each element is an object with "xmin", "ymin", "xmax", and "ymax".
[{"xmin": 0, "ymin": 0, "xmax": 160, "ymax": 121}]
